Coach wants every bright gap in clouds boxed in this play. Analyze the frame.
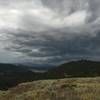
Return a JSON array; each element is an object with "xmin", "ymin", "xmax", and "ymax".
[
  {"xmin": 0, "ymin": 0, "xmax": 87, "ymax": 30},
  {"xmin": 0, "ymin": 9, "xmax": 21, "ymax": 29}
]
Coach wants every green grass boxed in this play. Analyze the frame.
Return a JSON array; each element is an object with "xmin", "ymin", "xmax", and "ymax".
[{"xmin": 0, "ymin": 77, "xmax": 100, "ymax": 100}]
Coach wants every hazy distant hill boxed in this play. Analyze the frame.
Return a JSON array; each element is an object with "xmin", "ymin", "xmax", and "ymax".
[
  {"xmin": 46, "ymin": 60, "xmax": 100, "ymax": 79},
  {"xmin": 0, "ymin": 63, "xmax": 36, "ymax": 90}
]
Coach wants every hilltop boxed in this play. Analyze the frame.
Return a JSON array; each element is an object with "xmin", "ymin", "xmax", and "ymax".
[{"xmin": 45, "ymin": 60, "xmax": 100, "ymax": 79}]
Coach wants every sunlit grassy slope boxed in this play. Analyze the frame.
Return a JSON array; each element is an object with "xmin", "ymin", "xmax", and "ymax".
[{"xmin": 0, "ymin": 77, "xmax": 100, "ymax": 100}]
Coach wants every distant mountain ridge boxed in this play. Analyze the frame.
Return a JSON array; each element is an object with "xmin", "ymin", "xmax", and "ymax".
[
  {"xmin": 45, "ymin": 60, "xmax": 100, "ymax": 79},
  {"xmin": 0, "ymin": 60, "xmax": 100, "ymax": 90}
]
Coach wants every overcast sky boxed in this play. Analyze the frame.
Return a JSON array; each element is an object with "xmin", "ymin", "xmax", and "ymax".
[{"xmin": 0, "ymin": 0, "xmax": 100, "ymax": 65}]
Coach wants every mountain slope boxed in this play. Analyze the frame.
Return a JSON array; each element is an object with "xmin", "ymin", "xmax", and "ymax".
[{"xmin": 46, "ymin": 60, "xmax": 100, "ymax": 79}]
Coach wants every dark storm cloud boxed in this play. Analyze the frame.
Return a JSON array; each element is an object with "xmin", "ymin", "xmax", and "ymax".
[
  {"xmin": 42, "ymin": 0, "xmax": 83, "ymax": 14},
  {"xmin": 87, "ymin": 0, "xmax": 100, "ymax": 23},
  {"xmin": 0, "ymin": 0, "xmax": 100, "ymax": 64},
  {"xmin": 5, "ymin": 29, "xmax": 100, "ymax": 64}
]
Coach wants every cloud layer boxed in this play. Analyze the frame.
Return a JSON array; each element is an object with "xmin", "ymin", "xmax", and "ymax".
[{"xmin": 0, "ymin": 0, "xmax": 100, "ymax": 64}]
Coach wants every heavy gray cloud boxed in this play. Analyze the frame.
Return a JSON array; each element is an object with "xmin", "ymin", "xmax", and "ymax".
[{"xmin": 0, "ymin": 0, "xmax": 100, "ymax": 65}]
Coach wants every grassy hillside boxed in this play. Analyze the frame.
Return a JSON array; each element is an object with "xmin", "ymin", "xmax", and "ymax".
[{"xmin": 0, "ymin": 77, "xmax": 100, "ymax": 100}]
